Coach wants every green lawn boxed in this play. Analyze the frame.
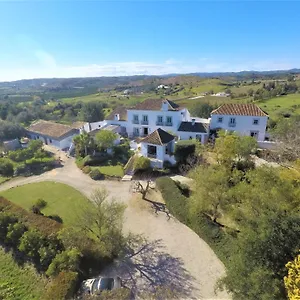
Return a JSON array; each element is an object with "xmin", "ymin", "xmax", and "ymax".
[
  {"xmin": 92, "ymin": 165, "xmax": 124, "ymax": 177},
  {"xmin": 0, "ymin": 182, "xmax": 91, "ymax": 226},
  {"xmin": 257, "ymin": 93, "xmax": 300, "ymax": 119},
  {"xmin": 0, "ymin": 247, "xmax": 46, "ymax": 300}
]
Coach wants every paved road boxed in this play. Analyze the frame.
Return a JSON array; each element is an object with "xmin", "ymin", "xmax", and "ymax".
[{"xmin": 0, "ymin": 158, "xmax": 230, "ymax": 300}]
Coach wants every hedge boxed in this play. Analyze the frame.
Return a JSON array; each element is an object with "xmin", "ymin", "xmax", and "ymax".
[
  {"xmin": 0, "ymin": 197, "xmax": 62, "ymax": 236},
  {"xmin": 156, "ymin": 177, "xmax": 188, "ymax": 223},
  {"xmin": 174, "ymin": 140, "xmax": 197, "ymax": 164},
  {"xmin": 43, "ymin": 271, "xmax": 79, "ymax": 300}
]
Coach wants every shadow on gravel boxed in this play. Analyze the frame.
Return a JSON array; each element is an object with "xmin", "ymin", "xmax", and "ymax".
[{"xmin": 103, "ymin": 239, "xmax": 197, "ymax": 299}]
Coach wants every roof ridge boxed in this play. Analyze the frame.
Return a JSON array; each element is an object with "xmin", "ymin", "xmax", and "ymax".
[{"xmin": 157, "ymin": 128, "xmax": 163, "ymax": 145}]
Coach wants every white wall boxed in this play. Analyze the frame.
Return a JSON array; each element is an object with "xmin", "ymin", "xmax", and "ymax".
[
  {"xmin": 178, "ymin": 132, "xmax": 209, "ymax": 144},
  {"xmin": 126, "ymin": 108, "xmax": 190, "ymax": 137},
  {"xmin": 210, "ymin": 114, "xmax": 268, "ymax": 141}
]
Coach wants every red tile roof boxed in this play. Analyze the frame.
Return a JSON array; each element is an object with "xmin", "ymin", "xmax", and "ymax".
[{"xmin": 211, "ymin": 103, "xmax": 268, "ymax": 117}]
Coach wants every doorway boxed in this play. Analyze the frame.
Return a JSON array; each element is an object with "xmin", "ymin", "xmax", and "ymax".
[{"xmin": 143, "ymin": 127, "xmax": 148, "ymax": 136}]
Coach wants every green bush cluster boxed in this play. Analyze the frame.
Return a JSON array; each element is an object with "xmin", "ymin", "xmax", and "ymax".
[
  {"xmin": 89, "ymin": 168, "xmax": 104, "ymax": 180},
  {"xmin": 134, "ymin": 156, "xmax": 150, "ymax": 171},
  {"xmin": 0, "ymin": 158, "xmax": 14, "ymax": 177},
  {"xmin": 174, "ymin": 140, "xmax": 197, "ymax": 164}
]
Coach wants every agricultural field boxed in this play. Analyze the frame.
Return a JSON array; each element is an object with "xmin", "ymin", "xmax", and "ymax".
[
  {"xmin": 0, "ymin": 182, "xmax": 91, "ymax": 226},
  {"xmin": 257, "ymin": 93, "xmax": 300, "ymax": 119},
  {"xmin": 0, "ymin": 247, "xmax": 46, "ymax": 300}
]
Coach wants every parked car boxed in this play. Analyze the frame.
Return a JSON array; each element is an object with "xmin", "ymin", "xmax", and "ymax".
[{"xmin": 81, "ymin": 276, "xmax": 122, "ymax": 295}]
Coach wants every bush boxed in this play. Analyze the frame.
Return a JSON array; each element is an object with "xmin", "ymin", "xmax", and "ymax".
[
  {"xmin": 31, "ymin": 205, "xmax": 43, "ymax": 215},
  {"xmin": 35, "ymin": 199, "xmax": 47, "ymax": 210},
  {"xmin": 0, "ymin": 212, "xmax": 18, "ymax": 240},
  {"xmin": 134, "ymin": 156, "xmax": 151, "ymax": 171},
  {"xmin": 43, "ymin": 271, "xmax": 78, "ymax": 300},
  {"xmin": 46, "ymin": 248, "xmax": 81, "ymax": 277},
  {"xmin": 156, "ymin": 177, "xmax": 188, "ymax": 223},
  {"xmin": 82, "ymin": 166, "xmax": 91, "ymax": 174},
  {"xmin": 89, "ymin": 168, "xmax": 104, "ymax": 180},
  {"xmin": 6, "ymin": 222, "xmax": 27, "ymax": 246},
  {"xmin": 174, "ymin": 140, "xmax": 196, "ymax": 164},
  {"xmin": 82, "ymin": 155, "xmax": 108, "ymax": 166},
  {"xmin": 13, "ymin": 164, "xmax": 29, "ymax": 176},
  {"xmin": 0, "ymin": 159, "xmax": 14, "ymax": 177},
  {"xmin": 47, "ymin": 215, "xmax": 63, "ymax": 224}
]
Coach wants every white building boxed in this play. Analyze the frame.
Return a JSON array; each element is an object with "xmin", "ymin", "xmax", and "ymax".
[
  {"xmin": 27, "ymin": 120, "xmax": 84, "ymax": 150},
  {"xmin": 210, "ymin": 103, "xmax": 268, "ymax": 141},
  {"xmin": 139, "ymin": 128, "xmax": 176, "ymax": 168},
  {"xmin": 106, "ymin": 99, "xmax": 209, "ymax": 143}
]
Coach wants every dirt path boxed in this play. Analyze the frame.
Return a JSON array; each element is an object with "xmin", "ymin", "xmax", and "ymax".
[{"xmin": 0, "ymin": 159, "xmax": 230, "ymax": 299}]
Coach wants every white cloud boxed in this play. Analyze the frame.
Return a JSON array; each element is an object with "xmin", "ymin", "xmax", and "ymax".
[{"xmin": 0, "ymin": 58, "xmax": 296, "ymax": 82}]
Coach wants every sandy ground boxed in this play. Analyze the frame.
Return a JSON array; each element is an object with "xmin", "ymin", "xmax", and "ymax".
[{"xmin": 0, "ymin": 156, "xmax": 230, "ymax": 300}]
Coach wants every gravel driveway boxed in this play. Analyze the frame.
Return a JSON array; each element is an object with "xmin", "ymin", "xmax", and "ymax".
[{"xmin": 0, "ymin": 158, "xmax": 230, "ymax": 299}]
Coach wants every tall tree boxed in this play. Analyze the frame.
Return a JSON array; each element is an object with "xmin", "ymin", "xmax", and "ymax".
[
  {"xmin": 95, "ymin": 130, "xmax": 117, "ymax": 151},
  {"xmin": 80, "ymin": 102, "xmax": 104, "ymax": 122}
]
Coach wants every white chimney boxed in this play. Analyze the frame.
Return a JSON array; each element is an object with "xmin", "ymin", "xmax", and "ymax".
[
  {"xmin": 161, "ymin": 100, "xmax": 169, "ymax": 111},
  {"xmin": 192, "ymin": 118, "xmax": 196, "ymax": 125},
  {"xmin": 114, "ymin": 114, "xmax": 120, "ymax": 121}
]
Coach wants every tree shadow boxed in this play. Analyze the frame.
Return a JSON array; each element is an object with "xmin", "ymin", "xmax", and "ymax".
[
  {"xmin": 103, "ymin": 239, "xmax": 198, "ymax": 299},
  {"xmin": 143, "ymin": 198, "xmax": 171, "ymax": 220}
]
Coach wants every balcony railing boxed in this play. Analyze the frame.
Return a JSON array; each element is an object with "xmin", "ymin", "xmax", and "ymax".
[
  {"xmin": 165, "ymin": 122, "xmax": 173, "ymax": 126},
  {"xmin": 228, "ymin": 123, "xmax": 236, "ymax": 127},
  {"xmin": 141, "ymin": 120, "xmax": 149, "ymax": 125},
  {"xmin": 132, "ymin": 119, "xmax": 139, "ymax": 124},
  {"xmin": 156, "ymin": 121, "xmax": 163, "ymax": 126}
]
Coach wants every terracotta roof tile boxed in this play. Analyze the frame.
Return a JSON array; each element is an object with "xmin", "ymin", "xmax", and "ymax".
[
  {"xmin": 211, "ymin": 103, "xmax": 268, "ymax": 117},
  {"xmin": 140, "ymin": 128, "xmax": 175, "ymax": 146},
  {"xmin": 27, "ymin": 120, "xmax": 78, "ymax": 139},
  {"xmin": 106, "ymin": 106, "xmax": 128, "ymax": 121}
]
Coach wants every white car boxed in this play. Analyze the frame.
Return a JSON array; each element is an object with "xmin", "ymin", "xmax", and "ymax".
[{"xmin": 81, "ymin": 276, "xmax": 122, "ymax": 295}]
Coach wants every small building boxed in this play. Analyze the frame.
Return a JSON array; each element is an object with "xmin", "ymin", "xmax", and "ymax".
[
  {"xmin": 27, "ymin": 120, "xmax": 80, "ymax": 150},
  {"xmin": 210, "ymin": 103, "xmax": 268, "ymax": 141},
  {"xmin": 177, "ymin": 119, "xmax": 209, "ymax": 143},
  {"xmin": 3, "ymin": 139, "xmax": 21, "ymax": 152},
  {"xmin": 139, "ymin": 128, "xmax": 176, "ymax": 168}
]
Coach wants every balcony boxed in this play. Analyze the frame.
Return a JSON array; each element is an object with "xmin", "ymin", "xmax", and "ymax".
[
  {"xmin": 156, "ymin": 121, "xmax": 163, "ymax": 126},
  {"xmin": 165, "ymin": 122, "xmax": 173, "ymax": 127},
  {"xmin": 141, "ymin": 120, "xmax": 149, "ymax": 125},
  {"xmin": 132, "ymin": 119, "xmax": 139, "ymax": 124},
  {"xmin": 228, "ymin": 123, "xmax": 236, "ymax": 127}
]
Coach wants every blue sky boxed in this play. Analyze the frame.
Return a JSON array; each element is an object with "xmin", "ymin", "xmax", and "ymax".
[{"xmin": 0, "ymin": 1, "xmax": 299, "ymax": 81}]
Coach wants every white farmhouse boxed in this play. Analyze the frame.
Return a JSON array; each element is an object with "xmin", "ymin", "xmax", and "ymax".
[
  {"xmin": 139, "ymin": 128, "xmax": 176, "ymax": 168},
  {"xmin": 210, "ymin": 103, "xmax": 268, "ymax": 141}
]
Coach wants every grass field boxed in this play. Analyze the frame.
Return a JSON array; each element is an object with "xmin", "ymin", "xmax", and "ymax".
[
  {"xmin": 0, "ymin": 248, "xmax": 46, "ymax": 300},
  {"xmin": 0, "ymin": 182, "xmax": 91, "ymax": 226},
  {"xmin": 257, "ymin": 93, "xmax": 300, "ymax": 119},
  {"xmin": 98, "ymin": 165, "xmax": 124, "ymax": 177}
]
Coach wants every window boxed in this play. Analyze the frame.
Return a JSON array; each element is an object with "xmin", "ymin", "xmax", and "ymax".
[
  {"xmin": 253, "ymin": 119, "xmax": 259, "ymax": 125},
  {"xmin": 250, "ymin": 131, "xmax": 259, "ymax": 139},
  {"xmin": 133, "ymin": 127, "xmax": 139, "ymax": 136},
  {"xmin": 229, "ymin": 118, "xmax": 236, "ymax": 127},
  {"xmin": 142, "ymin": 115, "xmax": 148, "ymax": 124},
  {"xmin": 133, "ymin": 114, "xmax": 139, "ymax": 124},
  {"xmin": 157, "ymin": 116, "xmax": 163, "ymax": 123},
  {"xmin": 166, "ymin": 116, "xmax": 172, "ymax": 125},
  {"xmin": 49, "ymin": 139, "xmax": 52, "ymax": 143},
  {"xmin": 218, "ymin": 117, "xmax": 223, "ymax": 123}
]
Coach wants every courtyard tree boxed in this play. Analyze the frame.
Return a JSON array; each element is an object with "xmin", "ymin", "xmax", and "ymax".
[
  {"xmin": 73, "ymin": 131, "xmax": 93, "ymax": 157},
  {"xmin": 95, "ymin": 130, "xmax": 117, "ymax": 151}
]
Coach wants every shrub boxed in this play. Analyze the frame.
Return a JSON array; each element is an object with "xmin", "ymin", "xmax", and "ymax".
[
  {"xmin": 13, "ymin": 164, "xmax": 29, "ymax": 176},
  {"xmin": 46, "ymin": 248, "xmax": 81, "ymax": 277},
  {"xmin": 89, "ymin": 168, "xmax": 104, "ymax": 180},
  {"xmin": 174, "ymin": 140, "xmax": 196, "ymax": 164},
  {"xmin": 31, "ymin": 205, "xmax": 43, "ymax": 215},
  {"xmin": 18, "ymin": 229, "xmax": 45, "ymax": 260},
  {"xmin": 82, "ymin": 155, "xmax": 108, "ymax": 166},
  {"xmin": 134, "ymin": 156, "xmax": 151, "ymax": 171},
  {"xmin": 6, "ymin": 222, "xmax": 27, "ymax": 246},
  {"xmin": 47, "ymin": 215, "xmax": 63, "ymax": 224},
  {"xmin": 0, "ymin": 159, "xmax": 14, "ymax": 177},
  {"xmin": 82, "ymin": 166, "xmax": 91, "ymax": 174},
  {"xmin": 43, "ymin": 271, "xmax": 78, "ymax": 300},
  {"xmin": 156, "ymin": 177, "xmax": 188, "ymax": 223},
  {"xmin": 0, "ymin": 212, "xmax": 18, "ymax": 240},
  {"xmin": 35, "ymin": 199, "xmax": 47, "ymax": 210}
]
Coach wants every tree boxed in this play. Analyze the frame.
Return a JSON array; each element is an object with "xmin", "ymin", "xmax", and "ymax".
[
  {"xmin": 95, "ymin": 130, "xmax": 117, "ymax": 151},
  {"xmin": 284, "ymin": 253, "xmax": 300, "ymax": 299},
  {"xmin": 215, "ymin": 132, "xmax": 257, "ymax": 166},
  {"xmin": 73, "ymin": 131, "xmax": 93, "ymax": 157},
  {"xmin": 80, "ymin": 102, "xmax": 104, "ymax": 122},
  {"xmin": 46, "ymin": 248, "xmax": 81, "ymax": 277},
  {"xmin": 133, "ymin": 156, "xmax": 150, "ymax": 171},
  {"xmin": 18, "ymin": 229, "xmax": 44, "ymax": 260},
  {"xmin": 6, "ymin": 222, "xmax": 26, "ymax": 246},
  {"xmin": 272, "ymin": 116, "xmax": 300, "ymax": 160},
  {"xmin": 75, "ymin": 188, "xmax": 127, "ymax": 257},
  {"xmin": 190, "ymin": 102, "xmax": 214, "ymax": 118}
]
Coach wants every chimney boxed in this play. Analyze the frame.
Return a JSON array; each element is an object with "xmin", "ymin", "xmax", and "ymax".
[
  {"xmin": 192, "ymin": 118, "xmax": 196, "ymax": 125},
  {"xmin": 114, "ymin": 114, "xmax": 120, "ymax": 121}
]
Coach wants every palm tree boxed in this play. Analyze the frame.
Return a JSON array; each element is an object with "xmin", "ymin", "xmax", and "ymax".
[{"xmin": 73, "ymin": 131, "xmax": 91, "ymax": 157}]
